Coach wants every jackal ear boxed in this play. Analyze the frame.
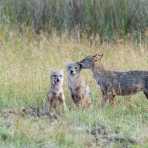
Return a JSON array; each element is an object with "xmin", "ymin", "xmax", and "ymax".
[
  {"xmin": 64, "ymin": 61, "xmax": 72, "ymax": 68},
  {"xmin": 76, "ymin": 62, "xmax": 82, "ymax": 69},
  {"xmin": 59, "ymin": 69, "xmax": 64, "ymax": 75},
  {"xmin": 64, "ymin": 61, "xmax": 69, "ymax": 66},
  {"xmin": 93, "ymin": 53, "xmax": 103, "ymax": 61}
]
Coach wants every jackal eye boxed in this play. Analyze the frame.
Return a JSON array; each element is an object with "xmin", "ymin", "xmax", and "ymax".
[
  {"xmin": 75, "ymin": 66, "xmax": 78, "ymax": 70},
  {"xmin": 59, "ymin": 74, "xmax": 62, "ymax": 78}
]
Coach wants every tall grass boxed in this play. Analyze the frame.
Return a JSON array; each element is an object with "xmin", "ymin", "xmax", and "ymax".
[
  {"xmin": 0, "ymin": 25, "xmax": 148, "ymax": 147},
  {"xmin": 0, "ymin": 25, "xmax": 148, "ymax": 108},
  {"xmin": 0, "ymin": 0, "xmax": 148, "ymax": 42},
  {"xmin": 0, "ymin": 1, "xmax": 148, "ymax": 147}
]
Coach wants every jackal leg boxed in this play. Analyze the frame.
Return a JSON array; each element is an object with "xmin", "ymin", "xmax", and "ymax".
[
  {"xmin": 143, "ymin": 91, "xmax": 148, "ymax": 99},
  {"xmin": 101, "ymin": 93, "xmax": 115, "ymax": 107},
  {"xmin": 109, "ymin": 95, "xmax": 115, "ymax": 106},
  {"xmin": 62, "ymin": 94, "xmax": 68, "ymax": 111}
]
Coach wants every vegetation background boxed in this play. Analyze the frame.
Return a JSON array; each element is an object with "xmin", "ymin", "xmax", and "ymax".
[{"xmin": 0, "ymin": 0, "xmax": 148, "ymax": 147}]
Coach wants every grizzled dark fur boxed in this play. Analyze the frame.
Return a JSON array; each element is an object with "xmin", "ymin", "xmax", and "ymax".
[{"xmin": 78, "ymin": 53, "xmax": 148, "ymax": 106}]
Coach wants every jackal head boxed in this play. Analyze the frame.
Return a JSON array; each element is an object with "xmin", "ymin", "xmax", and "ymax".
[
  {"xmin": 66, "ymin": 62, "xmax": 81, "ymax": 77},
  {"xmin": 79, "ymin": 53, "xmax": 103, "ymax": 69},
  {"xmin": 50, "ymin": 70, "xmax": 64, "ymax": 87}
]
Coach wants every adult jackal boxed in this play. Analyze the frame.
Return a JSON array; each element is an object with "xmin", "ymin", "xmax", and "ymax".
[
  {"xmin": 78, "ymin": 53, "xmax": 148, "ymax": 106},
  {"xmin": 67, "ymin": 62, "xmax": 91, "ymax": 108}
]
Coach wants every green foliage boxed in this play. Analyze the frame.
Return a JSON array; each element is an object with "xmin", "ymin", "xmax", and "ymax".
[
  {"xmin": 0, "ymin": 26, "xmax": 147, "ymax": 147},
  {"xmin": 0, "ymin": 0, "xmax": 148, "ymax": 41}
]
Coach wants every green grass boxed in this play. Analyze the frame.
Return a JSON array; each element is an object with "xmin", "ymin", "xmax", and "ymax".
[
  {"xmin": 0, "ymin": 26, "xmax": 148, "ymax": 147},
  {"xmin": 0, "ymin": 0, "xmax": 148, "ymax": 42}
]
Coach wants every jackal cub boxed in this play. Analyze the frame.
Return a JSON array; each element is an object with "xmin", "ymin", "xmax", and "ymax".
[
  {"xmin": 46, "ymin": 70, "xmax": 66, "ymax": 113},
  {"xmin": 67, "ymin": 62, "xmax": 91, "ymax": 108}
]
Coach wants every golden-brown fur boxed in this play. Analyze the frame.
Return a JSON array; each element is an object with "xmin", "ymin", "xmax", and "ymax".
[
  {"xmin": 67, "ymin": 62, "xmax": 91, "ymax": 108},
  {"xmin": 45, "ymin": 70, "xmax": 66, "ymax": 113}
]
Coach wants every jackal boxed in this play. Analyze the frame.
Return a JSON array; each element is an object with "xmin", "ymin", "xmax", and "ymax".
[
  {"xmin": 45, "ymin": 70, "xmax": 66, "ymax": 113},
  {"xmin": 67, "ymin": 62, "xmax": 91, "ymax": 108},
  {"xmin": 78, "ymin": 53, "xmax": 148, "ymax": 106}
]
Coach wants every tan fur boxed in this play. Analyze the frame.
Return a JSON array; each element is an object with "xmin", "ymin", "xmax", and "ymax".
[
  {"xmin": 45, "ymin": 70, "xmax": 66, "ymax": 113},
  {"xmin": 67, "ymin": 62, "xmax": 91, "ymax": 108}
]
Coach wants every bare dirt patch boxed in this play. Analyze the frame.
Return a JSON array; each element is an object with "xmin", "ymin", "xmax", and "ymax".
[{"xmin": 88, "ymin": 123, "xmax": 137, "ymax": 147}]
